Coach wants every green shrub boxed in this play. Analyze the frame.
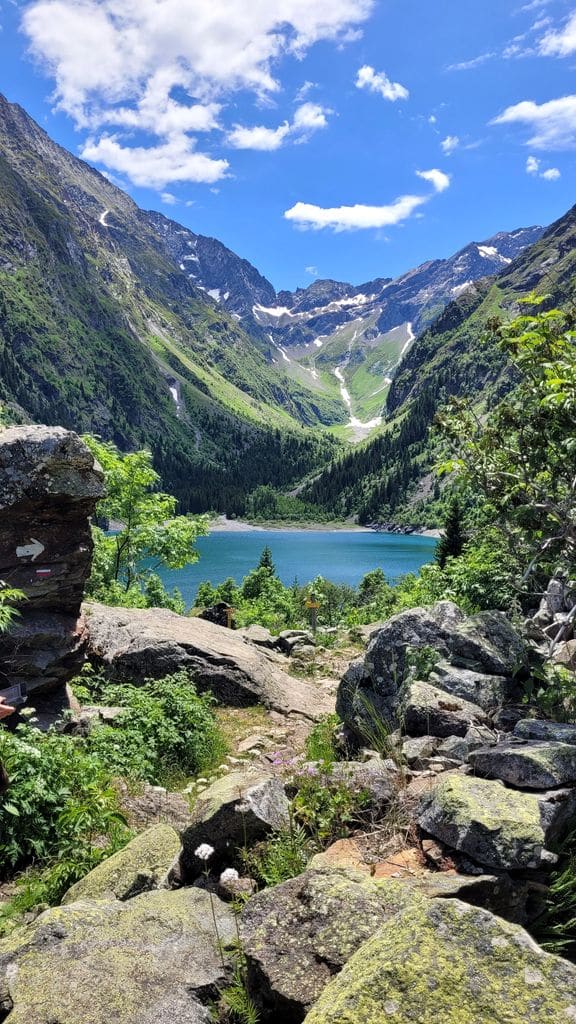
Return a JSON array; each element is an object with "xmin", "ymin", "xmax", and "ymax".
[
  {"xmin": 305, "ymin": 714, "xmax": 340, "ymax": 764},
  {"xmin": 83, "ymin": 671, "xmax": 227, "ymax": 785},
  {"xmin": 0, "ymin": 719, "xmax": 130, "ymax": 918}
]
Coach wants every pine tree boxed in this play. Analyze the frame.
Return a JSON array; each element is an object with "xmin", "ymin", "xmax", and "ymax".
[
  {"xmin": 257, "ymin": 545, "xmax": 276, "ymax": 575},
  {"xmin": 436, "ymin": 497, "xmax": 466, "ymax": 568}
]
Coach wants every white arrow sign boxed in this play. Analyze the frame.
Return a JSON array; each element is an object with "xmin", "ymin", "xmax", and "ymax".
[{"xmin": 16, "ymin": 538, "xmax": 45, "ymax": 562}]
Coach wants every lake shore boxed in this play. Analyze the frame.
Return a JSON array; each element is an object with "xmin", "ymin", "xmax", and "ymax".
[{"xmin": 211, "ymin": 515, "xmax": 441, "ymax": 538}]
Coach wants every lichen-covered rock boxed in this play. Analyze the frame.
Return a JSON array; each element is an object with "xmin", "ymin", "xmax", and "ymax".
[
  {"xmin": 514, "ymin": 718, "xmax": 576, "ymax": 744},
  {"xmin": 0, "ymin": 888, "xmax": 235, "ymax": 1024},
  {"xmin": 62, "ymin": 824, "xmax": 181, "ymax": 903},
  {"xmin": 241, "ymin": 868, "xmax": 424, "ymax": 1023},
  {"xmin": 303, "ymin": 897, "xmax": 576, "ymax": 1024},
  {"xmin": 179, "ymin": 769, "xmax": 289, "ymax": 878},
  {"xmin": 0, "ymin": 426, "xmax": 104, "ymax": 695},
  {"xmin": 402, "ymin": 734, "xmax": 441, "ymax": 768},
  {"xmin": 418, "ymin": 774, "xmax": 576, "ymax": 870},
  {"xmin": 429, "ymin": 660, "xmax": 514, "ymax": 710},
  {"xmin": 402, "ymin": 680, "xmax": 488, "ymax": 738},
  {"xmin": 84, "ymin": 602, "xmax": 329, "ymax": 718},
  {"xmin": 321, "ymin": 758, "xmax": 395, "ymax": 811},
  {"xmin": 337, "ymin": 601, "xmax": 527, "ymax": 741},
  {"xmin": 468, "ymin": 740, "xmax": 576, "ymax": 789}
]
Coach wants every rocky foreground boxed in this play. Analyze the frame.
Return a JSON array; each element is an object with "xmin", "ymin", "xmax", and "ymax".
[{"xmin": 1, "ymin": 427, "xmax": 576, "ymax": 1022}]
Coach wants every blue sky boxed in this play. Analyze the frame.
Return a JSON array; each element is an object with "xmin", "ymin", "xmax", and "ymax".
[{"xmin": 0, "ymin": 0, "xmax": 575, "ymax": 289}]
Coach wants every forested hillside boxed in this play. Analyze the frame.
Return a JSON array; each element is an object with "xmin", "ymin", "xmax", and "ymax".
[
  {"xmin": 305, "ymin": 204, "xmax": 576, "ymax": 523},
  {"xmin": 0, "ymin": 94, "xmax": 342, "ymax": 512}
]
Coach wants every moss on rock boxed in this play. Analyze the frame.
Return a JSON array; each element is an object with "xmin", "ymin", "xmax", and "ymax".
[
  {"xmin": 62, "ymin": 824, "xmax": 181, "ymax": 903},
  {"xmin": 303, "ymin": 897, "xmax": 576, "ymax": 1024},
  {"xmin": 241, "ymin": 868, "xmax": 425, "ymax": 1022},
  {"xmin": 0, "ymin": 887, "xmax": 234, "ymax": 1024}
]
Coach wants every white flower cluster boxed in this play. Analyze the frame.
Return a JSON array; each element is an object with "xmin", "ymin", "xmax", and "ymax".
[
  {"xmin": 219, "ymin": 868, "xmax": 239, "ymax": 884},
  {"xmin": 194, "ymin": 843, "xmax": 215, "ymax": 861}
]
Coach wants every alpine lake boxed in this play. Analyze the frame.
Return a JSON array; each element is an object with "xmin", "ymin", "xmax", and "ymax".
[{"xmin": 155, "ymin": 528, "xmax": 437, "ymax": 606}]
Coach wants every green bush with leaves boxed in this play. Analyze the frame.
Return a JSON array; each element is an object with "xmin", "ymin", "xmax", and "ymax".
[
  {"xmin": 0, "ymin": 718, "xmax": 129, "ymax": 910},
  {"xmin": 81, "ymin": 670, "xmax": 227, "ymax": 786}
]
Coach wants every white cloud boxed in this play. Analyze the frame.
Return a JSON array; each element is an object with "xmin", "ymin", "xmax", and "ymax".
[
  {"xmin": 491, "ymin": 95, "xmax": 576, "ymax": 149},
  {"xmin": 447, "ymin": 52, "xmax": 495, "ymax": 71},
  {"xmin": 416, "ymin": 168, "xmax": 451, "ymax": 192},
  {"xmin": 81, "ymin": 134, "xmax": 229, "ymax": 187},
  {"xmin": 441, "ymin": 134, "xmax": 459, "ymax": 154},
  {"xmin": 284, "ymin": 194, "xmax": 426, "ymax": 231},
  {"xmin": 227, "ymin": 122, "xmax": 291, "ymax": 151},
  {"xmin": 284, "ymin": 169, "xmax": 450, "ymax": 232},
  {"xmin": 355, "ymin": 64, "xmax": 409, "ymax": 101},
  {"xmin": 539, "ymin": 11, "xmax": 576, "ymax": 56},
  {"xmin": 22, "ymin": 0, "xmax": 372, "ymax": 187},
  {"xmin": 160, "ymin": 191, "xmax": 177, "ymax": 204},
  {"xmin": 305, "ymin": 265, "xmax": 319, "ymax": 276},
  {"xmin": 526, "ymin": 153, "xmax": 561, "ymax": 179},
  {"xmin": 428, "ymin": 114, "xmax": 437, "ymax": 124},
  {"xmin": 228, "ymin": 102, "xmax": 330, "ymax": 150}
]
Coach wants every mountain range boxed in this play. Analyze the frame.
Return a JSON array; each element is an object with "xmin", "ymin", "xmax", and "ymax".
[{"xmin": 0, "ymin": 90, "xmax": 566, "ymax": 520}]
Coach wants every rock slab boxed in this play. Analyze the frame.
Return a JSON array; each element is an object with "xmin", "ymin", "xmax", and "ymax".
[
  {"xmin": 179, "ymin": 769, "xmax": 289, "ymax": 878},
  {"xmin": 418, "ymin": 773, "xmax": 576, "ymax": 870},
  {"xmin": 84, "ymin": 602, "xmax": 330, "ymax": 718},
  {"xmin": 241, "ymin": 869, "xmax": 421, "ymax": 1023},
  {"xmin": 0, "ymin": 888, "xmax": 235, "ymax": 1024},
  {"xmin": 303, "ymin": 897, "xmax": 576, "ymax": 1024},
  {"xmin": 62, "ymin": 824, "xmax": 181, "ymax": 903}
]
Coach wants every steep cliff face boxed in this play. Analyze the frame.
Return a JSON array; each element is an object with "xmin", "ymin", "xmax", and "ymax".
[{"xmin": 0, "ymin": 426, "xmax": 104, "ymax": 695}]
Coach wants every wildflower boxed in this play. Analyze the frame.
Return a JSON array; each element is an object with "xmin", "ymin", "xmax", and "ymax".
[
  {"xmin": 220, "ymin": 868, "xmax": 240, "ymax": 884},
  {"xmin": 195, "ymin": 843, "xmax": 215, "ymax": 861},
  {"xmin": 19, "ymin": 707, "xmax": 36, "ymax": 719}
]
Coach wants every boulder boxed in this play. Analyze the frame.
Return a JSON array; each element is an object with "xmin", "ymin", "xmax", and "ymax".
[
  {"xmin": 179, "ymin": 769, "xmax": 289, "ymax": 878},
  {"xmin": 468, "ymin": 740, "xmax": 576, "ymax": 789},
  {"xmin": 62, "ymin": 824, "xmax": 181, "ymax": 903},
  {"xmin": 418, "ymin": 773, "xmax": 576, "ymax": 870},
  {"xmin": 429, "ymin": 660, "xmax": 514, "ymax": 710},
  {"xmin": 337, "ymin": 601, "xmax": 527, "ymax": 741},
  {"xmin": 241, "ymin": 869, "xmax": 422, "ymax": 1022},
  {"xmin": 277, "ymin": 630, "xmax": 315, "ymax": 654},
  {"xmin": 238, "ymin": 624, "xmax": 278, "ymax": 649},
  {"xmin": 0, "ymin": 888, "xmax": 235, "ymax": 1024},
  {"xmin": 402, "ymin": 680, "xmax": 488, "ymax": 738},
  {"xmin": 436, "ymin": 724, "xmax": 498, "ymax": 762},
  {"xmin": 514, "ymin": 718, "xmax": 576, "ymax": 744},
  {"xmin": 0, "ymin": 426, "xmax": 104, "ymax": 694},
  {"xmin": 84, "ymin": 602, "xmax": 330, "ymax": 719},
  {"xmin": 402, "ymin": 734, "xmax": 441, "ymax": 768},
  {"xmin": 303, "ymin": 897, "xmax": 576, "ymax": 1024},
  {"xmin": 317, "ymin": 758, "xmax": 395, "ymax": 811}
]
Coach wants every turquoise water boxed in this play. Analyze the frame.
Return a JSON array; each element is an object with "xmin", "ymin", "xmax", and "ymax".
[{"xmin": 155, "ymin": 529, "xmax": 437, "ymax": 605}]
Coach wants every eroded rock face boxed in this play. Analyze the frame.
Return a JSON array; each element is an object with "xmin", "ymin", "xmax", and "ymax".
[
  {"xmin": 0, "ymin": 426, "xmax": 104, "ymax": 695},
  {"xmin": 303, "ymin": 898, "xmax": 576, "ymax": 1024},
  {"xmin": 84, "ymin": 603, "xmax": 331, "ymax": 719},
  {"xmin": 241, "ymin": 869, "xmax": 422, "ymax": 1023},
  {"xmin": 0, "ymin": 888, "xmax": 235, "ymax": 1024},
  {"xmin": 418, "ymin": 774, "xmax": 576, "ymax": 870}
]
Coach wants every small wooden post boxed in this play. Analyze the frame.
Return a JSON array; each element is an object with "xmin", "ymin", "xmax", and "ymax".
[
  {"xmin": 225, "ymin": 606, "xmax": 235, "ymax": 629},
  {"xmin": 305, "ymin": 592, "xmax": 320, "ymax": 635}
]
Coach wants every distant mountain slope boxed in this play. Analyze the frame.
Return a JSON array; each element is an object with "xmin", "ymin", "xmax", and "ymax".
[
  {"xmin": 158, "ymin": 210, "xmax": 542, "ymax": 431},
  {"xmin": 0, "ymin": 94, "xmax": 343, "ymax": 512},
  {"xmin": 303, "ymin": 204, "xmax": 576, "ymax": 523}
]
